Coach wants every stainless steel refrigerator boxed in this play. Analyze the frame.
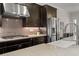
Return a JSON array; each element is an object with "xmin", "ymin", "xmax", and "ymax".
[{"xmin": 47, "ymin": 17, "xmax": 60, "ymax": 42}]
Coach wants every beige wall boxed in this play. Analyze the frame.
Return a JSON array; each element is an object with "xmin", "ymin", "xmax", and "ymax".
[
  {"xmin": 57, "ymin": 8, "xmax": 70, "ymax": 37},
  {"xmin": 69, "ymin": 11, "xmax": 79, "ymax": 36}
]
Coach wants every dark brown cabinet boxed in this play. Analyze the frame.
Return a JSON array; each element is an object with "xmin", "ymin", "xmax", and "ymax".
[
  {"xmin": 4, "ymin": 45, "xmax": 19, "ymax": 53},
  {"xmin": 0, "ymin": 4, "xmax": 1, "ymax": 15},
  {"xmin": 32, "ymin": 36, "xmax": 46, "ymax": 45},
  {"xmin": 0, "ymin": 16, "xmax": 2, "ymax": 27},
  {"xmin": 22, "ymin": 3, "xmax": 48, "ymax": 27},
  {"xmin": 0, "ymin": 3, "xmax": 4, "ymax": 27},
  {"xmin": 0, "ymin": 36, "xmax": 47, "ymax": 54},
  {"xmin": 18, "ymin": 42, "xmax": 31, "ymax": 49},
  {"xmin": 0, "ymin": 48, "xmax": 4, "ymax": 54},
  {"xmin": 0, "ymin": 3, "xmax": 3, "ymax": 15},
  {"xmin": 22, "ymin": 3, "xmax": 41, "ymax": 27},
  {"xmin": 0, "ymin": 42, "xmax": 6, "ymax": 54},
  {"xmin": 22, "ymin": 17, "xmax": 27, "ymax": 27},
  {"xmin": 39, "ymin": 6, "xmax": 47, "ymax": 27},
  {"xmin": 22, "ymin": 4, "xmax": 57, "ymax": 27},
  {"xmin": 0, "ymin": 38, "xmax": 32, "ymax": 54},
  {"xmin": 44, "ymin": 5, "xmax": 57, "ymax": 18}
]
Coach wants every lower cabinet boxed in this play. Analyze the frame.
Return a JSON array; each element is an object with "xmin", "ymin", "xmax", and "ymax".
[
  {"xmin": 0, "ymin": 39, "xmax": 32, "ymax": 54},
  {"xmin": 0, "ymin": 36, "xmax": 47, "ymax": 54},
  {"xmin": 0, "ymin": 47, "xmax": 4, "ymax": 54},
  {"xmin": 4, "ymin": 45, "xmax": 18, "ymax": 53},
  {"xmin": 18, "ymin": 42, "xmax": 32, "ymax": 49},
  {"xmin": 32, "ymin": 37, "xmax": 45, "ymax": 45},
  {"xmin": 4, "ymin": 42, "xmax": 32, "ymax": 53},
  {"xmin": 0, "ymin": 42, "xmax": 6, "ymax": 54}
]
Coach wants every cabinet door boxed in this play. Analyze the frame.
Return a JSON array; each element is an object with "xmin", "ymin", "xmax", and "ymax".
[
  {"xmin": 0, "ymin": 16, "xmax": 2, "ymax": 27},
  {"xmin": 0, "ymin": 47, "xmax": 4, "ymax": 54},
  {"xmin": 0, "ymin": 4, "xmax": 2, "ymax": 15},
  {"xmin": 40, "ymin": 6, "xmax": 47, "ymax": 27},
  {"xmin": 0, "ymin": 42, "xmax": 6, "ymax": 54},
  {"xmin": 4, "ymin": 45, "xmax": 19, "ymax": 53},
  {"xmin": 22, "ymin": 17, "xmax": 27, "ymax": 27},
  {"xmin": 45, "ymin": 5, "xmax": 57, "ymax": 18},
  {"xmin": 19, "ymin": 39, "xmax": 32, "ymax": 48},
  {"xmin": 3, "ymin": 39, "xmax": 32, "ymax": 53},
  {"xmin": 22, "ymin": 3, "xmax": 41, "ymax": 27},
  {"xmin": 18, "ymin": 42, "xmax": 32, "ymax": 49},
  {"xmin": 27, "ymin": 3, "xmax": 40, "ymax": 27},
  {"xmin": 32, "ymin": 37, "xmax": 45, "ymax": 45}
]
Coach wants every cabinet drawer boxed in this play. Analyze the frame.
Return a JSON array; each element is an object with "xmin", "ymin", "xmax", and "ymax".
[
  {"xmin": 0, "ymin": 42, "xmax": 6, "ymax": 48},
  {"xmin": 4, "ymin": 45, "xmax": 19, "ymax": 53},
  {"xmin": 0, "ymin": 48, "xmax": 4, "ymax": 54},
  {"xmin": 18, "ymin": 42, "xmax": 32, "ymax": 49},
  {"xmin": 6, "ymin": 39, "xmax": 31, "ymax": 46},
  {"xmin": 32, "ymin": 37, "xmax": 45, "ymax": 45}
]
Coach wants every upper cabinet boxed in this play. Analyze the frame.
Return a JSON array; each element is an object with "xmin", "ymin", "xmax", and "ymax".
[
  {"xmin": 0, "ymin": 4, "xmax": 1, "ymax": 15},
  {"xmin": 39, "ymin": 6, "xmax": 47, "ymax": 27},
  {"xmin": 0, "ymin": 4, "xmax": 3, "ymax": 27},
  {"xmin": 22, "ymin": 3, "xmax": 48, "ymax": 27},
  {"xmin": 22, "ymin": 4, "xmax": 57, "ymax": 27},
  {"xmin": 40, "ymin": 5, "xmax": 57, "ymax": 27},
  {"xmin": 27, "ymin": 4, "xmax": 40, "ymax": 27},
  {"xmin": 22, "ymin": 3, "xmax": 41, "ymax": 27},
  {"xmin": 0, "ymin": 3, "xmax": 3, "ymax": 15},
  {"xmin": 0, "ymin": 16, "xmax": 2, "ymax": 27},
  {"xmin": 44, "ymin": 5, "xmax": 57, "ymax": 18}
]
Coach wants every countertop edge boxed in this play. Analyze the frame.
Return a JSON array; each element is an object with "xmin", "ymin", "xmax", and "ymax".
[{"xmin": 0, "ymin": 34, "xmax": 47, "ymax": 43}]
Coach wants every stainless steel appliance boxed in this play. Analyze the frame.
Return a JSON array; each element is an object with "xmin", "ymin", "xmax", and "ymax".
[
  {"xmin": 47, "ymin": 17, "xmax": 60, "ymax": 42},
  {"xmin": 3, "ymin": 3, "xmax": 18, "ymax": 17},
  {"xmin": 0, "ymin": 3, "xmax": 30, "ymax": 17},
  {"xmin": 17, "ymin": 4, "xmax": 30, "ymax": 17}
]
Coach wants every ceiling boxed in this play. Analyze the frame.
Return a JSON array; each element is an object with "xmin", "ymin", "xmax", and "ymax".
[
  {"xmin": 51, "ymin": 3, "xmax": 79, "ymax": 12},
  {"xmin": 38, "ymin": 3, "xmax": 79, "ymax": 13}
]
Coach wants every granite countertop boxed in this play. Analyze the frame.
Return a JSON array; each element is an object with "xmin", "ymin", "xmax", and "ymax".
[{"xmin": 0, "ymin": 34, "xmax": 47, "ymax": 42}]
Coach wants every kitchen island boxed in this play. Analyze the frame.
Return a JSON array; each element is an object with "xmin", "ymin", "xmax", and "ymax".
[{"xmin": 1, "ymin": 43, "xmax": 79, "ymax": 56}]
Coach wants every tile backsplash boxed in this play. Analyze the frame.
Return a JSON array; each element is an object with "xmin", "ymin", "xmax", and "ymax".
[
  {"xmin": 22, "ymin": 27, "xmax": 46, "ymax": 35},
  {"xmin": 0, "ymin": 18, "xmax": 46, "ymax": 37}
]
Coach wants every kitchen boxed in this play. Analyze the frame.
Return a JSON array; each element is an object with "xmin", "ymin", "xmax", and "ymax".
[
  {"xmin": 0, "ymin": 3, "xmax": 79, "ymax": 56},
  {"xmin": 0, "ymin": 3, "xmax": 49, "ymax": 54}
]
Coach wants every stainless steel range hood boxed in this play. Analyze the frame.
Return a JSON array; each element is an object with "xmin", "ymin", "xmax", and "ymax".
[
  {"xmin": 1, "ymin": 3, "xmax": 30, "ymax": 18},
  {"xmin": 3, "ymin": 3, "xmax": 18, "ymax": 17},
  {"xmin": 17, "ymin": 4, "xmax": 30, "ymax": 17}
]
